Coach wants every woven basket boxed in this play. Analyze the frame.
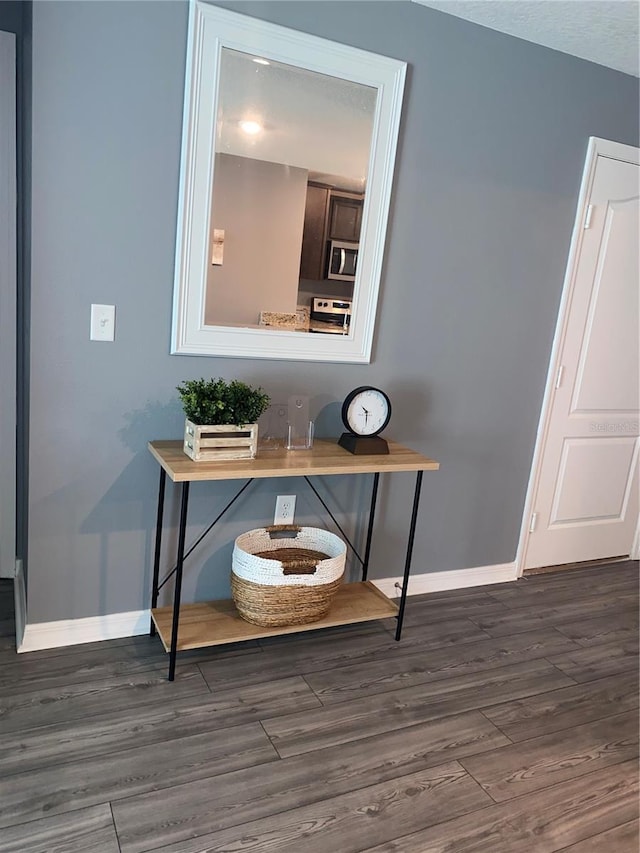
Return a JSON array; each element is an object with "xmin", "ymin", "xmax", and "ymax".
[{"xmin": 231, "ymin": 525, "xmax": 346, "ymax": 627}]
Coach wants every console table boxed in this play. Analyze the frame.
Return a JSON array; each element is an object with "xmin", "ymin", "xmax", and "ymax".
[{"xmin": 148, "ymin": 439, "xmax": 439, "ymax": 680}]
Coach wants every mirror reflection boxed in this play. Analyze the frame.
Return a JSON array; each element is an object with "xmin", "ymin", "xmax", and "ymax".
[{"xmin": 204, "ymin": 48, "xmax": 377, "ymax": 336}]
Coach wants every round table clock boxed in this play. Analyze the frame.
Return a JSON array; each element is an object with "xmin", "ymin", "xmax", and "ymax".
[{"xmin": 338, "ymin": 386, "xmax": 391, "ymax": 455}]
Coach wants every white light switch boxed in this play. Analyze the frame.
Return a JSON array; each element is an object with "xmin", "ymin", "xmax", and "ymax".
[{"xmin": 90, "ymin": 304, "xmax": 116, "ymax": 341}]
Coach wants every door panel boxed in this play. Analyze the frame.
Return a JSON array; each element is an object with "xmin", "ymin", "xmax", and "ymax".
[
  {"xmin": 525, "ymin": 152, "xmax": 640, "ymax": 569},
  {"xmin": 551, "ymin": 437, "xmax": 637, "ymax": 524},
  {"xmin": 572, "ymin": 196, "xmax": 639, "ymax": 412}
]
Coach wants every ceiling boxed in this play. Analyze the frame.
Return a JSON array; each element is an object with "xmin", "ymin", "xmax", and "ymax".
[
  {"xmin": 412, "ymin": 0, "xmax": 640, "ymax": 77},
  {"xmin": 218, "ymin": 48, "xmax": 375, "ymax": 188}
]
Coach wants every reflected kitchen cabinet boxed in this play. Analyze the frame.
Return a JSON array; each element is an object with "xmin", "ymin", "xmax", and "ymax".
[
  {"xmin": 299, "ymin": 183, "xmax": 364, "ymax": 281},
  {"xmin": 299, "ymin": 184, "xmax": 329, "ymax": 281},
  {"xmin": 328, "ymin": 191, "xmax": 363, "ymax": 242}
]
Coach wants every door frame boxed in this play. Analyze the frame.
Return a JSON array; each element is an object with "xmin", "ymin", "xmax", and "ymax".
[
  {"xmin": 0, "ymin": 30, "xmax": 16, "ymax": 580},
  {"xmin": 515, "ymin": 136, "xmax": 640, "ymax": 577}
]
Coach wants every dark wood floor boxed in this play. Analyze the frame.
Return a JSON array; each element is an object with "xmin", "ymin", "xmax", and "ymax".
[{"xmin": 0, "ymin": 560, "xmax": 638, "ymax": 853}]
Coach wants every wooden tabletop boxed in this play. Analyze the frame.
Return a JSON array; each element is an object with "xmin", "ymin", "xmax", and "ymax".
[{"xmin": 148, "ymin": 439, "xmax": 439, "ymax": 482}]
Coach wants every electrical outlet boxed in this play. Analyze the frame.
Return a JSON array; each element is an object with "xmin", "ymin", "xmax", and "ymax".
[{"xmin": 274, "ymin": 495, "xmax": 296, "ymax": 525}]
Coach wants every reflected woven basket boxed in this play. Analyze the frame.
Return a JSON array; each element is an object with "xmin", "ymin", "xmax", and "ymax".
[{"xmin": 231, "ymin": 525, "xmax": 346, "ymax": 627}]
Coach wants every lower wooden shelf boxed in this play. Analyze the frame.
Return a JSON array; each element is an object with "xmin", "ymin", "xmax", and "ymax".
[{"xmin": 151, "ymin": 581, "xmax": 398, "ymax": 652}]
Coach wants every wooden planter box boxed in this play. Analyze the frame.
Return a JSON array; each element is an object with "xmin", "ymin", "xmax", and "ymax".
[{"xmin": 183, "ymin": 419, "xmax": 259, "ymax": 462}]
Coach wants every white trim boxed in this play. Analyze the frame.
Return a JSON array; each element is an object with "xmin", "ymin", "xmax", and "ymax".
[
  {"xmin": 591, "ymin": 138, "xmax": 640, "ymax": 164},
  {"xmin": 18, "ymin": 609, "xmax": 151, "ymax": 653},
  {"xmin": 372, "ymin": 562, "xmax": 517, "ymax": 598},
  {"xmin": 515, "ymin": 137, "xmax": 640, "ymax": 578},
  {"xmin": 15, "ymin": 563, "xmax": 518, "ymax": 653}
]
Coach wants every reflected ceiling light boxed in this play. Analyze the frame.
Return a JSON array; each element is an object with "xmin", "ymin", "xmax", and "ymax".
[
  {"xmin": 239, "ymin": 120, "xmax": 263, "ymax": 135},
  {"xmin": 252, "ymin": 57, "xmax": 270, "ymax": 66}
]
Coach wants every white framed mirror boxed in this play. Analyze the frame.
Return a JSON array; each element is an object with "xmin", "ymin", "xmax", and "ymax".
[{"xmin": 171, "ymin": 2, "xmax": 406, "ymax": 363}]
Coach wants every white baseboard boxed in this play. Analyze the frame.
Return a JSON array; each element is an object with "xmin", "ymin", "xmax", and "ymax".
[
  {"xmin": 371, "ymin": 562, "xmax": 517, "ymax": 598},
  {"xmin": 16, "ymin": 563, "xmax": 517, "ymax": 653},
  {"xmin": 18, "ymin": 609, "xmax": 151, "ymax": 653}
]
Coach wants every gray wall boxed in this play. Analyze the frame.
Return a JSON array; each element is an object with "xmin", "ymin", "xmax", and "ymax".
[
  {"xmin": 1, "ymin": 0, "xmax": 31, "ymax": 582},
  {"xmin": 0, "ymin": 29, "xmax": 17, "ymax": 579},
  {"xmin": 27, "ymin": 0, "xmax": 639, "ymax": 623}
]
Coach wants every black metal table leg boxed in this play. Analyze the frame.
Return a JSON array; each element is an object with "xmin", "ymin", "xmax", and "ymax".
[
  {"xmin": 395, "ymin": 470, "xmax": 423, "ymax": 641},
  {"xmin": 361, "ymin": 472, "xmax": 380, "ymax": 581},
  {"xmin": 168, "ymin": 481, "xmax": 190, "ymax": 681},
  {"xmin": 150, "ymin": 469, "xmax": 166, "ymax": 637}
]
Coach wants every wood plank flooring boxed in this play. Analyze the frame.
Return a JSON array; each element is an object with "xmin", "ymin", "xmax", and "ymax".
[{"xmin": 0, "ymin": 559, "xmax": 637, "ymax": 852}]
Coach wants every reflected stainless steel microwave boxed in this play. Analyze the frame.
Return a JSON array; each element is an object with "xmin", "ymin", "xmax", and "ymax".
[{"xmin": 327, "ymin": 240, "xmax": 358, "ymax": 281}]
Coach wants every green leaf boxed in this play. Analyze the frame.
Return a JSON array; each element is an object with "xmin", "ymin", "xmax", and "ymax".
[{"xmin": 176, "ymin": 378, "xmax": 270, "ymax": 426}]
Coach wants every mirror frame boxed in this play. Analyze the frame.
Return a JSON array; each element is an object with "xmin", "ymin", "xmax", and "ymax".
[{"xmin": 171, "ymin": 1, "xmax": 406, "ymax": 363}]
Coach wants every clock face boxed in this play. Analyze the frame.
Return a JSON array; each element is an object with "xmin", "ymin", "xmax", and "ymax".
[{"xmin": 342, "ymin": 387, "xmax": 391, "ymax": 436}]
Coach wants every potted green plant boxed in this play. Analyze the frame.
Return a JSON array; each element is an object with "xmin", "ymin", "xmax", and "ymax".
[{"xmin": 177, "ymin": 378, "xmax": 270, "ymax": 462}]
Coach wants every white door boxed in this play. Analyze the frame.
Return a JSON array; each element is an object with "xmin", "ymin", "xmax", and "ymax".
[
  {"xmin": 0, "ymin": 30, "xmax": 17, "ymax": 580},
  {"xmin": 523, "ymin": 141, "xmax": 639, "ymax": 570}
]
